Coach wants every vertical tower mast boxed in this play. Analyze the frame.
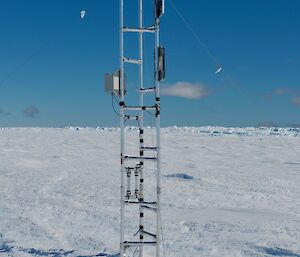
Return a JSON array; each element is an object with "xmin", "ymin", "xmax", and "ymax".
[
  {"xmin": 138, "ymin": 1, "xmax": 145, "ymax": 257},
  {"xmin": 117, "ymin": 1, "xmax": 165, "ymax": 257},
  {"xmin": 155, "ymin": 11, "xmax": 161, "ymax": 257},
  {"xmin": 119, "ymin": 0, "xmax": 125, "ymax": 254},
  {"xmin": 119, "ymin": 0, "xmax": 125, "ymax": 255}
]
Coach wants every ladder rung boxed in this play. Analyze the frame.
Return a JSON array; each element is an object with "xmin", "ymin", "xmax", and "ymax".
[
  {"xmin": 140, "ymin": 87, "xmax": 156, "ymax": 93},
  {"xmin": 141, "ymin": 146, "xmax": 157, "ymax": 151},
  {"xmin": 123, "ymin": 241, "xmax": 156, "ymax": 247},
  {"xmin": 122, "ymin": 27, "xmax": 155, "ymax": 33},
  {"xmin": 125, "ymin": 156, "xmax": 157, "ymax": 161},
  {"xmin": 123, "ymin": 106, "xmax": 157, "ymax": 111},
  {"xmin": 141, "ymin": 205, "xmax": 157, "ymax": 212},
  {"xmin": 125, "ymin": 115, "xmax": 143, "ymax": 120},
  {"xmin": 123, "ymin": 57, "xmax": 142, "ymax": 65},
  {"xmin": 125, "ymin": 201, "xmax": 157, "ymax": 206}
]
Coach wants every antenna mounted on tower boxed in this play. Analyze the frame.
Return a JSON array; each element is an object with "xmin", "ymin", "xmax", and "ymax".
[
  {"xmin": 155, "ymin": 0, "xmax": 165, "ymax": 18},
  {"xmin": 157, "ymin": 46, "xmax": 165, "ymax": 81}
]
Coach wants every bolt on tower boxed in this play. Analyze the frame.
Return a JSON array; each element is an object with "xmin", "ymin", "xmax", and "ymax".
[{"xmin": 105, "ymin": 1, "xmax": 166, "ymax": 257}]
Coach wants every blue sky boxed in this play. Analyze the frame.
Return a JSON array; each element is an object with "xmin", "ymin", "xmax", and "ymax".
[{"xmin": 0, "ymin": 0, "xmax": 299, "ymax": 127}]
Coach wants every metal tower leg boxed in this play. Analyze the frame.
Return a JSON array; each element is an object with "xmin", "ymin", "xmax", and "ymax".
[
  {"xmin": 138, "ymin": 2, "xmax": 144, "ymax": 257},
  {"xmin": 119, "ymin": 0, "xmax": 125, "ymax": 256},
  {"xmin": 155, "ymin": 18, "xmax": 161, "ymax": 257}
]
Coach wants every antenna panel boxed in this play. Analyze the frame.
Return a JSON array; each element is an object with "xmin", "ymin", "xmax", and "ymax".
[
  {"xmin": 157, "ymin": 47, "xmax": 165, "ymax": 81},
  {"xmin": 155, "ymin": 0, "xmax": 165, "ymax": 18}
]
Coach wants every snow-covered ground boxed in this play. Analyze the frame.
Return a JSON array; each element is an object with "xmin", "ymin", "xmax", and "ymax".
[{"xmin": 0, "ymin": 127, "xmax": 300, "ymax": 257}]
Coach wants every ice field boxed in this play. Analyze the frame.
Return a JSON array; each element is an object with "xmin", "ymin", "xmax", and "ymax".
[{"xmin": 0, "ymin": 127, "xmax": 300, "ymax": 257}]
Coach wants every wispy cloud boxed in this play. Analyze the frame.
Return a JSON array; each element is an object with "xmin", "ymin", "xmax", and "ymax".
[
  {"xmin": 259, "ymin": 87, "xmax": 300, "ymax": 106},
  {"xmin": 0, "ymin": 108, "xmax": 12, "ymax": 116},
  {"xmin": 275, "ymin": 87, "xmax": 300, "ymax": 106},
  {"xmin": 23, "ymin": 105, "xmax": 39, "ymax": 117},
  {"xmin": 274, "ymin": 88, "xmax": 298, "ymax": 95},
  {"xmin": 291, "ymin": 97, "xmax": 300, "ymax": 106},
  {"xmin": 258, "ymin": 92, "xmax": 273, "ymax": 101},
  {"xmin": 161, "ymin": 82, "xmax": 210, "ymax": 99}
]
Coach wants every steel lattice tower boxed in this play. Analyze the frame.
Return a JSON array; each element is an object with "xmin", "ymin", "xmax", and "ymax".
[{"xmin": 118, "ymin": 1, "xmax": 165, "ymax": 257}]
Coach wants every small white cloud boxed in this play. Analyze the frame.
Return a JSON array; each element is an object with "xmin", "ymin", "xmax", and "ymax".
[
  {"xmin": 291, "ymin": 97, "xmax": 300, "ymax": 106},
  {"xmin": 161, "ymin": 82, "xmax": 210, "ymax": 99},
  {"xmin": 23, "ymin": 106, "xmax": 39, "ymax": 117}
]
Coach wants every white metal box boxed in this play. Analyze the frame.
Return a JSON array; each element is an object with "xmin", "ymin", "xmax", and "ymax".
[{"xmin": 105, "ymin": 70, "xmax": 126, "ymax": 97}]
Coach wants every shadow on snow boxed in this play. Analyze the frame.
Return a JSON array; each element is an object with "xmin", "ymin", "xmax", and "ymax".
[
  {"xmin": 0, "ymin": 244, "xmax": 118, "ymax": 257},
  {"xmin": 256, "ymin": 246, "xmax": 300, "ymax": 257}
]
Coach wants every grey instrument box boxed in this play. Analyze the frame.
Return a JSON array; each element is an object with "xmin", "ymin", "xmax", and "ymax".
[{"xmin": 105, "ymin": 70, "xmax": 126, "ymax": 97}]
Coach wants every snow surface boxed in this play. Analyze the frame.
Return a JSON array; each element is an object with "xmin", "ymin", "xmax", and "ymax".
[{"xmin": 0, "ymin": 127, "xmax": 300, "ymax": 257}]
